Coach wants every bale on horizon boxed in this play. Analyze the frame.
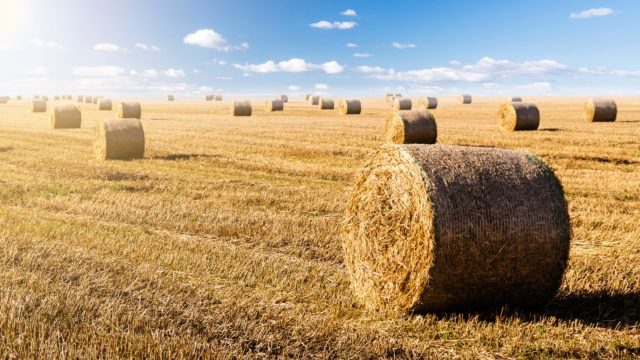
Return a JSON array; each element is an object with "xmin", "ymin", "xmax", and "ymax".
[
  {"xmin": 0, "ymin": 96, "xmax": 8, "ymax": 104},
  {"xmin": 50, "ymin": 104, "xmax": 81, "ymax": 129},
  {"xmin": 419, "ymin": 97, "xmax": 438, "ymax": 110},
  {"xmin": 343, "ymin": 144, "xmax": 571, "ymax": 313},
  {"xmin": 16, "ymin": 96, "xmax": 22, "ymax": 100},
  {"xmin": 85, "ymin": 96, "xmax": 93, "ymax": 104},
  {"xmin": 98, "ymin": 99, "xmax": 113, "ymax": 111},
  {"xmin": 31, "ymin": 99, "xmax": 46, "ymax": 112},
  {"xmin": 214, "ymin": 95, "xmax": 223, "ymax": 101},
  {"xmin": 94, "ymin": 118, "xmax": 145, "ymax": 160},
  {"xmin": 54, "ymin": 96, "xmax": 60, "ymax": 100},
  {"xmin": 167, "ymin": 95, "xmax": 175, "ymax": 101},
  {"xmin": 338, "ymin": 99, "xmax": 362, "ymax": 115},
  {"xmin": 509, "ymin": 96, "xmax": 523, "ymax": 102},
  {"xmin": 77, "ymin": 95, "xmax": 84, "ymax": 103},
  {"xmin": 309, "ymin": 95, "xmax": 320, "ymax": 106},
  {"xmin": 205, "ymin": 95, "xmax": 214, "ymax": 101},
  {"xmin": 305, "ymin": 94, "xmax": 311, "ymax": 101},
  {"xmin": 386, "ymin": 110, "xmax": 437, "ymax": 144},
  {"xmin": 231, "ymin": 100, "xmax": 252, "ymax": 116},
  {"xmin": 459, "ymin": 94, "xmax": 472, "ymax": 104},
  {"xmin": 280, "ymin": 95, "xmax": 289, "ymax": 103},
  {"xmin": 498, "ymin": 102, "xmax": 540, "ymax": 131},
  {"xmin": 320, "ymin": 98, "xmax": 335, "ymax": 110},
  {"xmin": 265, "ymin": 99, "xmax": 284, "ymax": 112},
  {"xmin": 584, "ymin": 99, "xmax": 617, "ymax": 122},
  {"xmin": 117, "ymin": 102, "xmax": 142, "ymax": 119},
  {"xmin": 393, "ymin": 97, "xmax": 412, "ymax": 111}
]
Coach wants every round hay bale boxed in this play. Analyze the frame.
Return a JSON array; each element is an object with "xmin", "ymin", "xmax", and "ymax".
[
  {"xmin": 309, "ymin": 96, "xmax": 320, "ymax": 106},
  {"xmin": 265, "ymin": 99, "xmax": 284, "ymax": 112},
  {"xmin": 94, "ymin": 118, "xmax": 145, "ymax": 160},
  {"xmin": 498, "ymin": 102, "xmax": 540, "ymax": 131},
  {"xmin": 385, "ymin": 110, "xmax": 437, "ymax": 144},
  {"xmin": 338, "ymin": 99, "xmax": 362, "ymax": 115},
  {"xmin": 343, "ymin": 144, "xmax": 571, "ymax": 314},
  {"xmin": 85, "ymin": 96, "xmax": 93, "ymax": 104},
  {"xmin": 205, "ymin": 95, "xmax": 214, "ymax": 101},
  {"xmin": 509, "ymin": 96, "xmax": 523, "ymax": 102},
  {"xmin": 77, "ymin": 96, "xmax": 84, "ymax": 103},
  {"xmin": 50, "ymin": 104, "xmax": 81, "ymax": 129},
  {"xmin": 584, "ymin": 99, "xmax": 617, "ymax": 122},
  {"xmin": 304, "ymin": 94, "xmax": 311, "ymax": 101},
  {"xmin": 393, "ymin": 97, "xmax": 412, "ymax": 111},
  {"xmin": 34, "ymin": 95, "xmax": 40, "ymax": 100},
  {"xmin": 394, "ymin": 93, "xmax": 402, "ymax": 98},
  {"xmin": 98, "ymin": 99, "xmax": 113, "ymax": 111},
  {"xmin": 231, "ymin": 100, "xmax": 252, "ymax": 116},
  {"xmin": 419, "ymin": 97, "xmax": 438, "ymax": 110},
  {"xmin": 280, "ymin": 95, "xmax": 289, "ymax": 103},
  {"xmin": 0, "ymin": 97, "xmax": 8, "ymax": 104},
  {"xmin": 214, "ymin": 95, "xmax": 222, "ymax": 101},
  {"xmin": 459, "ymin": 94, "xmax": 472, "ymax": 104},
  {"xmin": 54, "ymin": 95, "xmax": 60, "ymax": 100},
  {"xmin": 167, "ymin": 95, "xmax": 175, "ymax": 101},
  {"xmin": 117, "ymin": 102, "xmax": 142, "ymax": 119},
  {"xmin": 42, "ymin": 96, "xmax": 49, "ymax": 101},
  {"xmin": 320, "ymin": 98, "xmax": 335, "ymax": 110},
  {"xmin": 31, "ymin": 99, "xmax": 47, "ymax": 113},
  {"xmin": 92, "ymin": 97, "xmax": 99, "ymax": 104},
  {"xmin": 16, "ymin": 96, "xmax": 22, "ymax": 100}
]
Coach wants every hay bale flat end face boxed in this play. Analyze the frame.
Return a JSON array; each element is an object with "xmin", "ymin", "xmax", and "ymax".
[
  {"xmin": 117, "ymin": 102, "xmax": 142, "ymax": 119},
  {"xmin": 498, "ymin": 102, "xmax": 540, "ymax": 131},
  {"xmin": 50, "ymin": 104, "xmax": 81, "ymax": 129},
  {"xmin": 231, "ymin": 101, "xmax": 252, "ymax": 116},
  {"xmin": 343, "ymin": 144, "xmax": 571, "ymax": 314},
  {"xmin": 339, "ymin": 99, "xmax": 362, "ymax": 115},
  {"xmin": 385, "ymin": 110, "xmax": 437, "ymax": 144},
  {"xmin": 94, "ymin": 118, "xmax": 145, "ymax": 160},
  {"xmin": 585, "ymin": 99, "xmax": 617, "ymax": 122}
]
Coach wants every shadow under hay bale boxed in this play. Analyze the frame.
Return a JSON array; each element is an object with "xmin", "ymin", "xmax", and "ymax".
[
  {"xmin": 343, "ymin": 144, "xmax": 570, "ymax": 314},
  {"xmin": 94, "ymin": 118, "xmax": 145, "ymax": 160},
  {"xmin": 51, "ymin": 104, "xmax": 81, "ymax": 129},
  {"xmin": 585, "ymin": 99, "xmax": 617, "ymax": 122},
  {"xmin": 385, "ymin": 110, "xmax": 437, "ymax": 144},
  {"xmin": 117, "ymin": 102, "xmax": 142, "ymax": 119},
  {"xmin": 338, "ymin": 99, "xmax": 362, "ymax": 115},
  {"xmin": 498, "ymin": 102, "xmax": 540, "ymax": 131}
]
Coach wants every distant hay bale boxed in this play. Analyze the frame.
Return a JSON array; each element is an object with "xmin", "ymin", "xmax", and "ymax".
[
  {"xmin": 94, "ymin": 118, "xmax": 145, "ymax": 160},
  {"xmin": 42, "ymin": 96, "xmax": 49, "ymax": 101},
  {"xmin": 320, "ymin": 98, "xmax": 335, "ymax": 110},
  {"xmin": 0, "ymin": 97, "xmax": 8, "ymax": 104},
  {"xmin": 265, "ymin": 99, "xmax": 284, "ymax": 112},
  {"xmin": 167, "ymin": 95, "xmax": 175, "ymax": 101},
  {"xmin": 77, "ymin": 95, "xmax": 84, "ymax": 103},
  {"xmin": 385, "ymin": 110, "xmax": 437, "ymax": 144},
  {"xmin": 54, "ymin": 95, "xmax": 60, "ymax": 100},
  {"xmin": 98, "ymin": 98, "xmax": 113, "ymax": 111},
  {"xmin": 231, "ymin": 100, "xmax": 252, "ymax": 116},
  {"xmin": 16, "ymin": 96, "xmax": 22, "ymax": 100},
  {"xmin": 498, "ymin": 102, "xmax": 540, "ymax": 131},
  {"xmin": 584, "ymin": 99, "xmax": 617, "ymax": 122},
  {"xmin": 305, "ymin": 94, "xmax": 311, "ymax": 101},
  {"xmin": 92, "ymin": 97, "xmax": 99, "ymax": 104},
  {"xmin": 205, "ymin": 95, "xmax": 214, "ymax": 101},
  {"xmin": 343, "ymin": 144, "xmax": 571, "ymax": 313},
  {"xmin": 117, "ymin": 102, "xmax": 142, "ymax": 119},
  {"xmin": 214, "ymin": 95, "xmax": 222, "ymax": 101},
  {"xmin": 309, "ymin": 96, "xmax": 320, "ymax": 106},
  {"xmin": 395, "ymin": 93, "xmax": 402, "ymax": 98},
  {"xmin": 34, "ymin": 95, "xmax": 40, "ymax": 100},
  {"xmin": 393, "ymin": 97, "xmax": 412, "ymax": 111},
  {"xmin": 31, "ymin": 99, "xmax": 47, "ymax": 112},
  {"xmin": 50, "ymin": 104, "xmax": 81, "ymax": 129},
  {"xmin": 459, "ymin": 94, "xmax": 472, "ymax": 104},
  {"xmin": 85, "ymin": 96, "xmax": 93, "ymax": 104},
  {"xmin": 338, "ymin": 99, "xmax": 362, "ymax": 115},
  {"xmin": 280, "ymin": 95, "xmax": 289, "ymax": 103},
  {"xmin": 509, "ymin": 96, "xmax": 523, "ymax": 102},
  {"xmin": 419, "ymin": 97, "xmax": 438, "ymax": 110}
]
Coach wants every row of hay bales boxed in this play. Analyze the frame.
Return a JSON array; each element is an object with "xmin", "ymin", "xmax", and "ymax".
[
  {"xmin": 228, "ymin": 96, "xmax": 363, "ymax": 116},
  {"xmin": 304, "ymin": 94, "xmax": 362, "ymax": 115}
]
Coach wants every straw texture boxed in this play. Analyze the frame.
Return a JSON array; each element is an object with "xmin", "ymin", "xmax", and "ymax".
[
  {"xmin": 498, "ymin": 102, "xmax": 540, "ymax": 131},
  {"xmin": 459, "ymin": 94, "xmax": 472, "ymax": 104},
  {"xmin": 117, "ymin": 102, "xmax": 142, "ymax": 119},
  {"xmin": 419, "ymin": 97, "xmax": 438, "ymax": 110},
  {"xmin": 31, "ymin": 100, "xmax": 47, "ymax": 113},
  {"xmin": 343, "ymin": 144, "xmax": 571, "ymax": 314},
  {"xmin": 231, "ymin": 100, "xmax": 252, "ymax": 116},
  {"xmin": 385, "ymin": 110, "xmax": 437, "ymax": 144},
  {"xmin": 393, "ymin": 98, "xmax": 412, "ymax": 111},
  {"xmin": 338, "ymin": 99, "xmax": 362, "ymax": 115},
  {"xmin": 320, "ymin": 98, "xmax": 335, "ymax": 110},
  {"xmin": 584, "ymin": 99, "xmax": 617, "ymax": 122},
  {"xmin": 94, "ymin": 118, "xmax": 145, "ymax": 160},
  {"xmin": 265, "ymin": 99, "xmax": 284, "ymax": 112},
  {"xmin": 50, "ymin": 104, "xmax": 81, "ymax": 129},
  {"xmin": 98, "ymin": 99, "xmax": 113, "ymax": 111}
]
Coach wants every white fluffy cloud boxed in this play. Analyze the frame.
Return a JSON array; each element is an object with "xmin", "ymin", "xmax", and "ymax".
[
  {"xmin": 517, "ymin": 82, "xmax": 552, "ymax": 91},
  {"xmin": 353, "ymin": 52, "xmax": 371, "ymax": 58},
  {"xmin": 183, "ymin": 28, "xmax": 247, "ymax": 52},
  {"xmin": 310, "ymin": 21, "xmax": 357, "ymax": 30},
  {"xmin": 139, "ymin": 69, "xmax": 160, "ymax": 78},
  {"xmin": 341, "ymin": 9, "xmax": 357, "ymax": 16},
  {"xmin": 321, "ymin": 61, "xmax": 344, "ymax": 74},
  {"xmin": 392, "ymin": 42, "xmax": 416, "ymax": 49},
  {"xmin": 233, "ymin": 58, "xmax": 344, "ymax": 74},
  {"xmin": 30, "ymin": 38, "xmax": 66, "ymax": 50},
  {"xmin": 570, "ymin": 8, "xmax": 614, "ymax": 19},
  {"xmin": 346, "ymin": 43, "xmax": 358, "ymax": 48},
  {"xmin": 315, "ymin": 83, "xmax": 329, "ymax": 90},
  {"xmin": 73, "ymin": 66, "xmax": 126, "ymax": 77},
  {"xmin": 134, "ymin": 43, "xmax": 161, "ymax": 51},
  {"xmin": 94, "ymin": 43, "xmax": 124, "ymax": 52},
  {"xmin": 164, "ymin": 68, "xmax": 185, "ymax": 78},
  {"xmin": 288, "ymin": 85, "xmax": 300, "ymax": 91}
]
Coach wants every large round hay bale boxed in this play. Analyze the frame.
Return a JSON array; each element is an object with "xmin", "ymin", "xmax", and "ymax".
[
  {"xmin": 98, "ymin": 99, "xmax": 113, "ymax": 111},
  {"xmin": 320, "ymin": 98, "xmax": 335, "ymax": 110},
  {"xmin": 338, "ymin": 99, "xmax": 362, "ymax": 115},
  {"xmin": 31, "ymin": 100, "xmax": 47, "ymax": 113},
  {"xmin": 167, "ymin": 95, "xmax": 175, "ymax": 101},
  {"xmin": 265, "ymin": 99, "xmax": 284, "ymax": 112},
  {"xmin": 50, "ymin": 104, "xmax": 81, "ymax": 129},
  {"xmin": 459, "ymin": 94, "xmax": 472, "ymax": 104},
  {"xmin": 77, "ymin": 95, "xmax": 84, "ymax": 103},
  {"xmin": 393, "ymin": 97, "xmax": 412, "ymax": 111},
  {"xmin": 205, "ymin": 95, "xmax": 214, "ymax": 101},
  {"xmin": 498, "ymin": 102, "xmax": 540, "ymax": 131},
  {"xmin": 419, "ymin": 97, "xmax": 437, "ymax": 110},
  {"xmin": 509, "ymin": 96, "xmax": 523, "ymax": 102},
  {"xmin": 117, "ymin": 102, "xmax": 142, "ymax": 119},
  {"xmin": 280, "ymin": 95, "xmax": 289, "ymax": 103},
  {"xmin": 343, "ymin": 144, "xmax": 571, "ymax": 314},
  {"xmin": 214, "ymin": 95, "xmax": 222, "ymax": 101},
  {"xmin": 85, "ymin": 96, "xmax": 93, "ymax": 104},
  {"xmin": 94, "ymin": 118, "xmax": 145, "ymax": 160},
  {"xmin": 385, "ymin": 110, "xmax": 437, "ymax": 144},
  {"xmin": 231, "ymin": 100, "xmax": 252, "ymax": 116},
  {"xmin": 584, "ymin": 99, "xmax": 617, "ymax": 122},
  {"xmin": 309, "ymin": 96, "xmax": 320, "ymax": 106}
]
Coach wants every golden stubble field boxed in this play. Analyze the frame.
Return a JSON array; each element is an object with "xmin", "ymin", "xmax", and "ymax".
[{"xmin": 0, "ymin": 96, "xmax": 638, "ymax": 358}]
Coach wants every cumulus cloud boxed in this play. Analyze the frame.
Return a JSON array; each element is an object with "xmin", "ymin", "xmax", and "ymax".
[
  {"xmin": 211, "ymin": 58, "xmax": 227, "ymax": 65},
  {"xmin": 353, "ymin": 53, "xmax": 371, "ymax": 58},
  {"xmin": 164, "ymin": 68, "xmax": 185, "ymax": 78},
  {"xmin": 288, "ymin": 85, "xmax": 300, "ymax": 91},
  {"xmin": 94, "ymin": 43, "xmax": 124, "ymax": 52},
  {"xmin": 449, "ymin": 60, "xmax": 462, "ymax": 66},
  {"xmin": 346, "ymin": 43, "xmax": 358, "ymax": 48},
  {"xmin": 321, "ymin": 61, "xmax": 344, "ymax": 74},
  {"xmin": 570, "ymin": 8, "xmax": 614, "ymax": 19},
  {"xmin": 139, "ymin": 69, "xmax": 160, "ymax": 78},
  {"xmin": 30, "ymin": 38, "xmax": 66, "ymax": 50},
  {"xmin": 183, "ymin": 28, "xmax": 248, "ymax": 52},
  {"xmin": 315, "ymin": 83, "xmax": 329, "ymax": 90},
  {"xmin": 310, "ymin": 21, "xmax": 357, "ymax": 30},
  {"xmin": 134, "ymin": 43, "xmax": 161, "ymax": 51},
  {"xmin": 233, "ymin": 58, "xmax": 344, "ymax": 74},
  {"xmin": 610, "ymin": 70, "xmax": 640, "ymax": 78},
  {"xmin": 517, "ymin": 82, "xmax": 552, "ymax": 91},
  {"xmin": 341, "ymin": 9, "xmax": 357, "ymax": 16},
  {"xmin": 392, "ymin": 42, "xmax": 416, "ymax": 49},
  {"xmin": 73, "ymin": 66, "xmax": 126, "ymax": 77}
]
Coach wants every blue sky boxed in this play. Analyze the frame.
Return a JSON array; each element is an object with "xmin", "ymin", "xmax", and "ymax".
[{"xmin": 0, "ymin": 0, "xmax": 638, "ymax": 98}]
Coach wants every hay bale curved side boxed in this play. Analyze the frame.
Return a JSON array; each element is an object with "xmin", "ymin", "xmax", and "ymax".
[
  {"xmin": 31, "ymin": 100, "xmax": 47, "ymax": 113},
  {"xmin": 393, "ymin": 97, "xmax": 412, "ymax": 111},
  {"xmin": 51, "ymin": 104, "xmax": 81, "ymax": 129},
  {"xmin": 498, "ymin": 102, "xmax": 540, "ymax": 131},
  {"xmin": 584, "ymin": 99, "xmax": 617, "ymax": 122},
  {"xmin": 320, "ymin": 98, "xmax": 335, "ymax": 110},
  {"xmin": 385, "ymin": 110, "xmax": 437, "ymax": 144},
  {"xmin": 231, "ymin": 100, "xmax": 252, "ymax": 116},
  {"xmin": 94, "ymin": 118, "xmax": 145, "ymax": 160},
  {"xmin": 343, "ymin": 144, "xmax": 571, "ymax": 314},
  {"xmin": 309, "ymin": 96, "xmax": 320, "ymax": 106},
  {"xmin": 419, "ymin": 97, "xmax": 438, "ymax": 110},
  {"xmin": 265, "ymin": 99, "xmax": 284, "ymax": 112},
  {"xmin": 98, "ymin": 99, "xmax": 113, "ymax": 111},
  {"xmin": 117, "ymin": 102, "xmax": 142, "ymax": 119},
  {"xmin": 459, "ymin": 94, "xmax": 472, "ymax": 104},
  {"xmin": 339, "ymin": 99, "xmax": 362, "ymax": 115}
]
